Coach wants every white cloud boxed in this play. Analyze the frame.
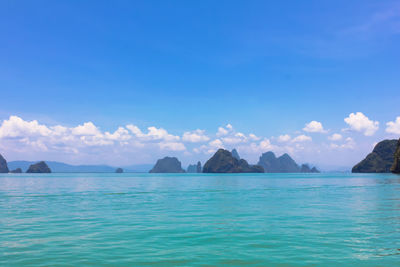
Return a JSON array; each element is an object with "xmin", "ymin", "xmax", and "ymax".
[
  {"xmin": 277, "ymin": 134, "xmax": 291, "ymax": 142},
  {"xmin": 386, "ymin": 117, "xmax": 400, "ymax": 135},
  {"xmin": 72, "ymin": 122, "xmax": 101, "ymax": 136},
  {"xmin": 0, "ymin": 115, "xmax": 52, "ymax": 138},
  {"xmin": 159, "ymin": 142, "xmax": 186, "ymax": 151},
  {"xmin": 216, "ymin": 124, "xmax": 233, "ymax": 137},
  {"xmin": 291, "ymin": 135, "xmax": 312, "ymax": 142},
  {"xmin": 328, "ymin": 133, "xmax": 342, "ymax": 141},
  {"xmin": 249, "ymin": 133, "xmax": 260, "ymax": 141},
  {"xmin": 303, "ymin": 121, "xmax": 327, "ymax": 133},
  {"xmin": 344, "ymin": 112, "xmax": 379, "ymax": 136},
  {"xmin": 126, "ymin": 124, "xmax": 179, "ymax": 141},
  {"xmin": 209, "ymin": 139, "xmax": 223, "ymax": 148},
  {"xmin": 260, "ymin": 139, "xmax": 274, "ymax": 150},
  {"xmin": 182, "ymin": 129, "xmax": 210, "ymax": 143},
  {"xmin": 329, "ymin": 137, "xmax": 355, "ymax": 150}
]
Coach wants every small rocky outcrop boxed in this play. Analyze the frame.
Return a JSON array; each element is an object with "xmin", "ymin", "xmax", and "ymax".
[
  {"xmin": 149, "ymin": 157, "xmax": 185, "ymax": 173},
  {"xmin": 391, "ymin": 138, "xmax": 400, "ymax": 174},
  {"xmin": 26, "ymin": 161, "xmax": 51, "ymax": 173},
  {"xmin": 115, "ymin": 168, "xmax": 123, "ymax": 173},
  {"xmin": 10, "ymin": 168, "xmax": 22, "ymax": 173},
  {"xmin": 203, "ymin": 149, "xmax": 264, "ymax": 173},
  {"xmin": 0, "ymin": 154, "xmax": 9, "ymax": 173},
  {"xmin": 352, "ymin": 139, "xmax": 397, "ymax": 173},
  {"xmin": 300, "ymin": 164, "xmax": 320, "ymax": 173}
]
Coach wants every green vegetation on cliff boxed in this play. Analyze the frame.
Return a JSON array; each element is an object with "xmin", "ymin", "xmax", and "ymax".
[
  {"xmin": 352, "ymin": 139, "xmax": 397, "ymax": 173},
  {"xmin": 203, "ymin": 149, "xmax": 264, "ymax": 173},
  {"xmin": 390, "ymin": 139, "xmax": 400, "ymax": 173}
]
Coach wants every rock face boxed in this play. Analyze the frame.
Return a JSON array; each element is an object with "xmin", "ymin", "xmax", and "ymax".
[
  {"xmin": 10, "ymin": 168, "xmax": 22, "ymax": 173},
  {"xmin": 0, "ymin": 154, "xmax": 9, "ymax": 173},
  {"xmin": 258, "ymin": 152, "xmax": 299, "ymax": 173},
  {"xmin": 231, "ymin": 149, "xmax": 240, "ymax": 160},
  {"xmin": 149, "ymin": 157, "xmax": 185, "ymax": 173},
  {"xmin": 187, "ymin": 164, "xmax": 197, "ymax": 173},
  {"xmin": 300, "ymin": 164, "xmax": 320, "ymax": 173},
  {"xmin": 203, "ymin": 149, "xmax": 264, "ymax": 173},
  {"xmin": 352, "ymin": 139, "xmax": 397, "ymax": 173},
  {"xmin": 115, "ymin": 168, "xmax": 123, "ymax": 173},
  {"xmin": 391, "ymin": 138, "xmax": 400, "ymax": 173},
  {"xmin": 196, "ymin": 161, "xmax": 202, "ymax": 173},
  {"xmin": 26, "ymin": 161, "xmax": 51, "ymax": 173},
  {"xmin": 257, "ymin": 151, "xmax": 319, "ymax": 173},
  {"xmin": 187, "ymin": 161, "xmax": 202, "ymax": 173}
]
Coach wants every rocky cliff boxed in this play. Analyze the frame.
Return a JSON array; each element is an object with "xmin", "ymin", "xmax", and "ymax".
[
  {"xmin": 258, "ymin": 152, "xmax": 299, "ymax": 173},
  {"xmin": 196, "ymin": 161, "xmax": 202, "ymax": 173},
  {"xmin": 187, "ymin": 164, "xmax": 197, "ymax": 173},
  {"xmin": 257, "ymin": 151, "xmax": 319, "ymax": 173},
  {"xmin": 26, "ymin": 161, "xmax": 52, "ymax": 173},
  {"xmin": 390, "ymin": 138, "xmax": 400, "ymax": 174},
  {"xmin": 203, "ymin": 149, "xmax": 264, "ymax": 173},
  {"xmin": 231, "ymin": 149, "xmax": 240, "ymax": 160},
  {"xmin": 149, "ymin": 157, "xmax": 185, "ymax": 173},
  {"xmin": 0, "ymin": 154, "xmax": 9, "ymax": 173},
  {"xmin": 300, "ymin": 164, "xmax": 320, "ymax": 173},
  {"xmin": 352, "ymin": 139, "xmax": 397, "ymax": 173}
]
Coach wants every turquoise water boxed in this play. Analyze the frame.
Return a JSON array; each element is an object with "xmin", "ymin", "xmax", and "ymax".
[{"xmin": 1, "ymin": 173, "xmax": 400, "ymax": 266}]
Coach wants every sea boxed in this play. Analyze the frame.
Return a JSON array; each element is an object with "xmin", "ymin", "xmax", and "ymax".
[{"xmin": 1, "ymin": 173, "xmax": 400, "ymax": 266}]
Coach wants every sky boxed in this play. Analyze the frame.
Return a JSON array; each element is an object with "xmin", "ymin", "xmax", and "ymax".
[{"xmin": 0, "ymin": 0, "xmax": 399, "ymax": 170}]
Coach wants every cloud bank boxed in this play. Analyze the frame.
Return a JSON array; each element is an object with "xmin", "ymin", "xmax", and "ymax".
[{"xmin": 0, "ymin": 112, "xmax": 398, "ymax": 167}]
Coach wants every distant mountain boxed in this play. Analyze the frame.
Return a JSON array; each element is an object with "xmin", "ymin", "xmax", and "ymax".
[
  {"xmin": 231, "ymin": 149, "xmax": 240, "ymax": 160},
  {"xmin": 352, "ymin": 139, "xmax": 397, "ymax": 173},
  {"xmin": 187, "ymin": 164, "xmax": 197, "ymax": 173},
  {"xmin": 8, "ymin": 161, "xmax": 153, "ymax": 173},
  {"xmin": 149, "ymin": 157, "xmax": 185, "ymax": 173},
  {"xmin": 258, "ymin": 152, "xmax": 299, "ymax": 173},
  {"xmin": 196, "ymin": 161, "xmax": 202, "ymax": 173},
  {"xmin": 0, "ymin": 154, "xmax": 9, "ymax": 173},
  {"xmin": 300, "ymin": 164, "xmax": 319, "ymax": 173},
  {"xmin": 187, "ymin": 161, "xmax": 202, "ymax": 173},
  {"xmin": 203, "ymin": 149, "xmax": 263, "ymax": 173},
  {"xmin": 257, "ymin": 151, "xmax": 319, "ymax": 173}
]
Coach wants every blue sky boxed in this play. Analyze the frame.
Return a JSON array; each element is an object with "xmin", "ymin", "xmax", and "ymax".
[{"xmin": 0, "ymin": 0, "xmax": 399, "ymax": 169}]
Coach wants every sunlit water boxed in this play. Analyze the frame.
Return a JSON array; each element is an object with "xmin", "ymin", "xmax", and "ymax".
[{"xmin": 1, "ymin": 173, "xmax": 400, "ymax": 266}]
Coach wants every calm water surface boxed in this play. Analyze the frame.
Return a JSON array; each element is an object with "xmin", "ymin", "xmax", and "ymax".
[{"xmin": 1, "ymin": 173, "xmax": 400, "ymax": 266}]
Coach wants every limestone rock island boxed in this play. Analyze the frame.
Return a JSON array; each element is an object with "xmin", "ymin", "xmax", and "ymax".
[
  {"xmin": 352, "ymin": 139, "xmax": 397, "ymax": 173},
  {"xmin": 10, "ymin": 168, "xmax": 22, "ymax": 173},
  {"xmin": 149, "ymin": 157, "xmax": 185, "ymax": 173},
  {"xmin": 391, "ymin": 138, "xmax": 400, "ymax": 174},
  {"xmin": 0, "ymin": 154, "xmax": 9, "ymax": 173},
  {"xmin": 203, "ymin": 149, "xmax": 264, "ymax": 173},
  {"xmin": 26, "ymin": 161, "xmax": 52, "ymax": 173}
]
